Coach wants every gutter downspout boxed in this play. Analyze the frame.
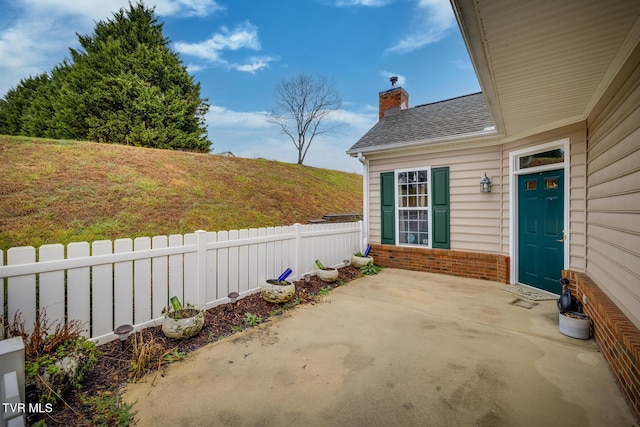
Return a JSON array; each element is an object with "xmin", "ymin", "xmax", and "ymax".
[{"xmin": 357, "ymin": 152, "xmax": 369, "ymax": 252}]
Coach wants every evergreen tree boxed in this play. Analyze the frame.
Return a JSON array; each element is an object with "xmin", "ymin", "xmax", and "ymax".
[
  {"xmin": 0, "ymin": 2, "xmax": 211, "ymax": 152},
  {"xmin": 0, "ymin": 73, "xmax": 50, "ymax": 135}
]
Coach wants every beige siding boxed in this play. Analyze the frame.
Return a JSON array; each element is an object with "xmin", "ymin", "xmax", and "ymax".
[
  {"xmin": 586, "ymin": 45, "xmax": 640, "ymax": 328},
  {"xmin": 366, "ymin": 124, "xmax": 588, "ymax": 262},
  {"xmin": 367, "ymin": 145, "xmax": 502, "ymax": 253}
]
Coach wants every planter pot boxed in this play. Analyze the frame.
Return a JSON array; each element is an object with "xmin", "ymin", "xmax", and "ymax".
[
  {"xmin": 558, "ymin": 311, "xmax": 591, "ymax": 340},
  {"xmin": 261, "ymin": 279, "xmax": 295, "ymax": 303},
  {"xmin": 162, "ymin": 309, "xmax": 205, "ymax": 339},
  {"xmin": 317, "ymin": 268, "xmax": 339, "ymax": 282},
  {"xmin": 351, "ymin": 255, "xmax": 373, "ymax": 268}
]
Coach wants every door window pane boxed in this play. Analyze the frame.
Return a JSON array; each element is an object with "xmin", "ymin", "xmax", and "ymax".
[
  {"xmin": 518, "ymin": 148, "xmax": 564, "ymax": 169},
  {"xmin": 546, "ymin": 177, "xmax": 559, "ymax": 189}
]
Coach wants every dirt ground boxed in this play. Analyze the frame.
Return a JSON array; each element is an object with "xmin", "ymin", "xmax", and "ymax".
[{"xmin": 35, "ymin": 266, "xmax": 362, "ymax": 426}]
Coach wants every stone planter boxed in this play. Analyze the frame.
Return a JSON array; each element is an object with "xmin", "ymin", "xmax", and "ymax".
[
  {"xmin": 261, "ymin": 279, "xmax": 295, "ymax": 303},
  {"xmin": 351, "ymin": 255, "xmax": 373, "ymax": 268},
  {"xmin": 162, "ymin": 309, "xmax": 205, "ymax": 339},
  {"xmin": 558, "ymin": 311, "xmax": 591, "ymax": 340},
  {"xmin": 317, "ymin": 268, "xmax": 339, "ymax": 282}
]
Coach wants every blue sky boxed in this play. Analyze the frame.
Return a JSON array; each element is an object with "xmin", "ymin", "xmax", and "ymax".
[{"xmin": 0, "ymin": 0, "xmax": 480, "ymax": 172}]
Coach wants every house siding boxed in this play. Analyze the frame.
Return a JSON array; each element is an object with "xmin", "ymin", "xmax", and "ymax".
[
  {"xmin": 367, "ymin": 145, "xmax": 502, "ymax": 254},
  {"xmin": 585, "ymin": 43, "xmax": 640, "ymax": 330},
  {"xmin": 366, "ymin": 124, "xmax": 588, "ymax": 271}
]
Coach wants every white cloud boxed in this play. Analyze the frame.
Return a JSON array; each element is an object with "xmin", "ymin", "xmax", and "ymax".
[
  {"xmin": 453, "ymin": 58, "xmax": 473, "ymax": 71},
  {"xmin": 386, "ymin": 0, "xmax": 456, "ymax": 53},
  {"xmin": 174, "ymin": 21, "xmax": 261, "ymax": 64},
  {"xmin": 332, "ymin": 0, "xmax": 391, "ymax": 6},
  {"xmin": 0, "ymin": 0, "xmax": 224, "ymax": 95},
  {"xmin": 0, "ymin": 15, "xmax": 81, "ymax": 94},
  {"xmin": 20, "ymin": 0, "xmax": 221, "ymax": 19},
  {"xmin": 21, "ymin": 0, "xmax": 130, "ymax": 20},
  {"xmin": 206, "ymin": 104, "xmax": 373, "ymax": 172},
  {"xmin": 207, "ymin": 105, "xmax": 271, "ymax": 128},
  {"xmin": 184, "ymin": 63, "xmax": 206, "ymax": 73},
  {"xmin": 327, "ymin": 108, "xmax": 377, "ymax": 131},
  {"xmin": 153, "ymin": 0, "xmax": 223, "ymax": 17},
  {"xmin": 235, "ymin": 56, "xmax": 278, "ymax": 73},
  {"xmin": 380, "ymin": 71, "xmax": 407, "ymax": 87},
  {"xmin": 174, "ymin": 22, "xmax": 278, "ymax": 73}
]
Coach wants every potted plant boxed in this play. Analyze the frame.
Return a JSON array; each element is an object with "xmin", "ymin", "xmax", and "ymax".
[
  {"xmin": 162, "ymin": 296, "xmax": 205, "ymax": 339},
  {"xmin": 557, "ymin": 279, "xmax": 591, "ymax": 339},
  {"xmin": 351, "ymin": 245, "xmax": 373, "ymax": 268},
  {"xmin": 261, "ymin": 268, "xmax": 296, "ymax": 303},
  {"xmin": 315, "ymin": 260, "xmax": 339, "ymax": 282}
]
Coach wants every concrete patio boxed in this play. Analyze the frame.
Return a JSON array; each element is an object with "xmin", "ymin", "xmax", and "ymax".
[{"xmin": 123, "ymin": 269, "xmax": 636, "ymax": 426}]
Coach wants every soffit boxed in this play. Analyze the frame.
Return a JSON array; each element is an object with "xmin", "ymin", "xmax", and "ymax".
[{"xmin": 453, "ymin": 0, "xmax": 640, "ymax": 138}]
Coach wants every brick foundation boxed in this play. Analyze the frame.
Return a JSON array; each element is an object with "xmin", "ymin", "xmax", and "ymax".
[
  {"xmin": 562, "ymin": 270, "xmax": 640, "ymax": 421},
  {"xmin": 370, "ymin": 244, "xmax": 510, "ymax": 284}
]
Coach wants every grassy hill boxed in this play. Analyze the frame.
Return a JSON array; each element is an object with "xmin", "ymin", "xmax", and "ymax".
[{"xmin": 0, "ymin": 136, "xmax": 362, "ymax": 251}]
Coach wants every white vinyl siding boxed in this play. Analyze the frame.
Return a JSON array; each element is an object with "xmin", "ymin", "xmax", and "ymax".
[
  {"xmin": 585, "ymin": 46, "xmax": 640, "ymax": 329},
  {"xmin": 367, "ymin": 146, "xmax": 502, "ymax": 253}
]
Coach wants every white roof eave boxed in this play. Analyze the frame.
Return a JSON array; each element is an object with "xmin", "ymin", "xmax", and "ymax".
[{"xmin": 347, "ymin": 128, "xmax": 501, "ymax": 157}]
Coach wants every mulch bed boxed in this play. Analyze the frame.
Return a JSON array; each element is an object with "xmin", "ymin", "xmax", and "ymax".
[{"xmin": 37, "ymin": 265, "xmax": 363, "ymax": 426}]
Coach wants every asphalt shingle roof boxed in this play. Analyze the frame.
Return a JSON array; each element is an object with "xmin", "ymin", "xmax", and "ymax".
[{"xmin": 347, "ymin": 92, "xmax": 494, "ymax": 154}]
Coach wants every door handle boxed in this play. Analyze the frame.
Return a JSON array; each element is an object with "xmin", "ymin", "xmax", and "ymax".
[{"xmin": 556, "ymin": 230, "xmax": 566, "ymax": 242}]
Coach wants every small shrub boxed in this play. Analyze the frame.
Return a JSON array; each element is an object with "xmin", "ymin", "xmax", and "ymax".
[
  {"xmin": 162, "ymin": 348, "xmax": 187, "ymax": 364},
  {"xmin": 318, "ymin": 287, "xmax": 332, "ymax": 296},
  {"xmin": 3, "ymin": 310, "xmax": 99, "ymax": 404},
  {"xmin": 81, "ymin": 392, "xmax": 137, "ymax": 427},
  {"xmin": 26, "ymin": 335, "xmax": 99, "ymax": 404},
  {"xmin": 269, "ymin": 307, "xmax": 285, "ymax": 317},
  {"xmin": 243, "ymin": 312, "xmax": 263, "ymax": 327},
  {"xmin": 129, "ymin": 331, "xmax": 164, "ymax": 382},
  {"xmin": 360, "ymin": 262, "xmax": 382, "ymax": 275}
]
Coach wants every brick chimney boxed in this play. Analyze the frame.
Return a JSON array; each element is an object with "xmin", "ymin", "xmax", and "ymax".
[{"xmin": 379, "ymin": 76, "xmax": 408, "ymax": 120}]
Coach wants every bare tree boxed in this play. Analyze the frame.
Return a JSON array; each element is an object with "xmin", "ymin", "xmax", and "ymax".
[{"xmin": 268, "ymin": 75, "xmax": 342, "ymax": 165}]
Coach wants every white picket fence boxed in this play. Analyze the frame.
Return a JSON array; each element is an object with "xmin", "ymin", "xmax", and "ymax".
[{"xmin": 0, "ymin": 222, "xmax": 363, "ymax": 344}]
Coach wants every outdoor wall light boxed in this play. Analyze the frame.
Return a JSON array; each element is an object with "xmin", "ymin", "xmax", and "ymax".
[
  {"xmin": 480, "ymin": 173, "xmax": 492, "ymax": 193},
  {"xmin": 228, "ymin": 292, "xmax": 239, "ymax": 304},
  {"xmin": 114, "ymin": 324, "xmax": 133, "ymax": 350}
]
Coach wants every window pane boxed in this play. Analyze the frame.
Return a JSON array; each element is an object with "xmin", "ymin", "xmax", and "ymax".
[
  {"xmin": 519, "ymin": 148, "xmax": 564, "ymax": 169},
  {"xmin": 397, "ymin": 168, "xmax": 430, "ymax": 246},
  {"xmin": 398, "ymin": 209, "xmax": 428, "ymax": 245},
  {"xmin": 417, "ymin": 183, "xmax": 428, "ymax": 207}
]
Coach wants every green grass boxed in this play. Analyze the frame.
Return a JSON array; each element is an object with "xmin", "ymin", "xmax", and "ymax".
[{"xmin": 0, "ymin": 135, "xmax": 362, "ymax": 251}]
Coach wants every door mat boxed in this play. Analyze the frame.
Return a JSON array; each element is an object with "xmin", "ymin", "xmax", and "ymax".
[
  {"xmin": 502, "ymin": 285, "xmax": 557, "ymax": 301},
  {"xmin": 509, "ymin": 298, "xmax": 539, "ymax": 309}
]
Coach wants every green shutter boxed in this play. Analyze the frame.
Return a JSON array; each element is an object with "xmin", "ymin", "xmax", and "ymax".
[
  {"xmin": 380, "ymin": 172, "xmax": 395, "ymax": 244},
  {"xmin": 431, "ymin": 167, "xmax": 450, "ymax": 249}
]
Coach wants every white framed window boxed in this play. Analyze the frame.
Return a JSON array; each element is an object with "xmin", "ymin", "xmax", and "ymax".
[
  {"xmin": 396, "ymin": 167, "xmax": 431, "ymax": 247},
  {"xmin": 511, "ymin": 139, "xmax": 568, "ymax": 174}
]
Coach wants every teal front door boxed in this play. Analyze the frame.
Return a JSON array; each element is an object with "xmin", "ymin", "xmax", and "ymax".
[{"xmin": 518, "ymin": 170, "xmax": 564, "ymax": 294}]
